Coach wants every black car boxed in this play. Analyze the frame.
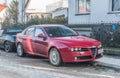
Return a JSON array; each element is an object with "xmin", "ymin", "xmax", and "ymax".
[{"xmin": 0, "ymin": 25, "xmax": 23, "ymax": 52}]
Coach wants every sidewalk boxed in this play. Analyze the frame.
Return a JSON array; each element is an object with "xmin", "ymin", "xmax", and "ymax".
[{"xmin": 96, "ymin": 55, "xmax": 120, "ymax": 70}]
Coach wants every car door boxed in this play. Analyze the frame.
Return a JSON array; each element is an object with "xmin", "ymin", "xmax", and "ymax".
[
  {"xmin": 33, "ymin": 27, "xmax": 48, "ymax": 56},
  {"xmin": 22, "ymin": 27, "xmax": 35, "ymax": 54}
]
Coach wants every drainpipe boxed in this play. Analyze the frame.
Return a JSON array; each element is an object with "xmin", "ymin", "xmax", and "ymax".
[{"xmin": 67, "ymin": 8, "xmax": 69, "ymax": 25}]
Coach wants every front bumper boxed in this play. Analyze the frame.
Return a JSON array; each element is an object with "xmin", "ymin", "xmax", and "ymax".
[{"xmin": 59, "ymin": 48, "xmax": 103, "ymax": 63}]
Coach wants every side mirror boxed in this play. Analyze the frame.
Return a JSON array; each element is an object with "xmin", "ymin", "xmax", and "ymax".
[
  {"xmin": 76, "ymin": 31, "xmax": 79, "ymax": 35},
  {"xmin": 38, "ymin": 33, "xmax": 45, "ymax": 38},
  {"xmin": 38, "ymin": 33, "xmax": 47, "ymax": 40}
]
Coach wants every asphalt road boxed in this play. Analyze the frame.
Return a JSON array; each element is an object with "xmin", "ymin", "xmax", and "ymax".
[{"xmin": 0, "ymin": 50, "xmax": 120, "ymax": 78}]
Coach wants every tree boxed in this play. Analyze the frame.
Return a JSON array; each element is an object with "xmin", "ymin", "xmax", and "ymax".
[{"xmin": 2, "ymin": 0, "xmax": 18, "ymax": 26}]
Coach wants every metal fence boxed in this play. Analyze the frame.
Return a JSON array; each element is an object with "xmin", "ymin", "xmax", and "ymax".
[{"xmin": 91, "ymin": 24, "xmax": 120, "ymax": 47}]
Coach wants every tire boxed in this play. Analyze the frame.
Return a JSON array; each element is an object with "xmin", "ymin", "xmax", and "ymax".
[
  {"xmin": 49, "ymin": 48, "xmax": 62, "ymax": 66},
  {"xmin": 17, "ymin": 43, "xmax": 26, "ymax": 57},
  {"xmin": 4, "ymin": 41, "xmax": 13, "ymax": 52}
]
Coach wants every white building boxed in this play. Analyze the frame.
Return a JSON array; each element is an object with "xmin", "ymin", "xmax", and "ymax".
[
  {"xmin": 26, "ymin": 9, "xmax": 52, "ymax": 21},
  {"xmin": 0, "ymin": 4, "xmax": 7, "ymax": 22},
  {"xmin": 52, "ymin": 8, "xmax": 68, "ymax": 18},
  {"xmin": 68, "ymin": 0, "xmax": 120, "ymax": 36},
  {"xmin": 0, "ymin": 8, "xmax": 6, "ymax": 22},
  {"xmin": 69, "ymin": 0, "xmax": 120, "ymax": 25},
  {"xmin": 0, "ymin": 3, "xmax": 7, "ymax": 28},
  {"xmin": 46, "ymin": 0, "xmax": 68, "ymax": 18},
  {"xmin": 46, "ymin": 0, "xmax": 68, "ymax": 13}
]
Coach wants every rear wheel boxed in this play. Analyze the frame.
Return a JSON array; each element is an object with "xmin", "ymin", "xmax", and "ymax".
[
  {"xmin": 4, "ymin": 41, "xmax": 13, "ymax": 52},
  {"xmin": 49, "ymin": 48, "xmax": 62, "ymax": 66},
  {"xmin": 17, "ymin": 43, "xmax": 26, "ymax": 57}
]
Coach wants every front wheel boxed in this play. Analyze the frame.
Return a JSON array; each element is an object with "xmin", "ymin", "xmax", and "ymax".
[
  {"xmin": 4, "ymin": 41, "xmax": 13, "ymax": 52},
  {"xmin": 49, "ymin": 48, "xmax": 62, "ymax": 66},
  {"xmin": 17, "ymin": 43, "xmax": 26, "ymax": 57}
]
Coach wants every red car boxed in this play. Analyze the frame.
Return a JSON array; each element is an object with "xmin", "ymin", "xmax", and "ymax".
[{"xmin": 16, "ymin": 24, "xmax": 103, "ymax": 66}]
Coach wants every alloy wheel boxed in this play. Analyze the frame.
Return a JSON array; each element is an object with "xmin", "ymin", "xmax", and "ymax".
[
  {"xmin": 4, "ymin": 42, "xmax": 11, "ymax": 52},
  {"xmin": 49, "ymin": 48, "xmax": 62, "ymax": 66},
  {"xmin": 17, "ymin": 43, "xmax": 26, "ymax": 57}
]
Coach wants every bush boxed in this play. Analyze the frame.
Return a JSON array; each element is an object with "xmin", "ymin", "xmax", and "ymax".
[
  {"xmin": 16, "ymin": 17, "xmax": 67, "ymax": 30},
  {"xmin": 26, "ymin": 17, "xmax": 68, "ymax": 26}
]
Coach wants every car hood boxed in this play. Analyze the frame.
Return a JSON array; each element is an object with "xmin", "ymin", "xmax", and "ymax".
[{"xmin": 51, "ymin": 36, "xmax": 101, "ymax": 47}]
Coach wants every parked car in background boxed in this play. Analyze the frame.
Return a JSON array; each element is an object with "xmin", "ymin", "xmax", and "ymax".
[
  {"xmin": 16, "ymin": 24, "xmax": 103, "ymax": 66},
  {"xmin": 0, "ymin": 25, "xmax": 23, "ymax": 52}
]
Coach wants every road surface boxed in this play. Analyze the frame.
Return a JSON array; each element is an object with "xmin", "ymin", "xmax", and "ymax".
[{"xmin": 0, "ymin": 50, "xmax": 119, "ymax": 78}]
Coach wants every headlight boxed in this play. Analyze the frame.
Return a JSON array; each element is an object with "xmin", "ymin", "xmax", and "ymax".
[
  {"xmin": 71, "ymin": 48, "xmax": 89, "ymax": 52},
  {"xmin": 78, "ymin": 48, "xmax": 81, "ymax": 51},
  {"xmin": 75, "ymin": 48, "xmax": 78, "ymax": 51},
  {"xmin": 71, "ymin": 48, "xmax": 82, "ymax": 52},
  {"xmin": 71, "ymin": 48, "xmax": 75, "ymax": 52}
]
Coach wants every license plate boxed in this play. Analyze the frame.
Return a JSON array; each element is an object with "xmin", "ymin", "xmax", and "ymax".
[{"xmin": 98, "ymin": 49, "xmax": 104, "ymax": 54}]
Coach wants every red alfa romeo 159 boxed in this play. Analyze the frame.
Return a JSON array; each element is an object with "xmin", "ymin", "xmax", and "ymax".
[{"xmin": 16, "ymin": 24, "xmax": 103, "ymax": 66}]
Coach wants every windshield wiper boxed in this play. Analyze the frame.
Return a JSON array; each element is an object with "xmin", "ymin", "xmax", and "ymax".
[{"xmin": 66, "ymin": 35, "xmax": 78, "ymax": 36}]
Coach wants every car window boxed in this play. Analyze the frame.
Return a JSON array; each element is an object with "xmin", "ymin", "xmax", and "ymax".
[
  {"xmin": 35, "ymin": 27, "xmax": 45, "ymax": 37},
  {"xmin": 25, "ymin": 27, "xmax": 35, "ymax": 36}
]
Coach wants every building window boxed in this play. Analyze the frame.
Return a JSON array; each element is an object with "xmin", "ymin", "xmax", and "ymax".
[
  {"xmin": 78, "ymin": 0, "xmax": 90, "ymax": 14},
  {"xmin": 111, "ymin": 0, "xmax": 120, "ymax": 11}
]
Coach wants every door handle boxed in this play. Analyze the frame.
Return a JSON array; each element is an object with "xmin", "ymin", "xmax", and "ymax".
[{"xmin": 31, "ymin": 40, "xmax": 35, "ymax": 42}]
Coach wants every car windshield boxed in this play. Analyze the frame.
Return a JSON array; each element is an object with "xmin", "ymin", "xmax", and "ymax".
[{"xmin": 45, "ymin": 26, "xmax": 78, "ymax": 37}]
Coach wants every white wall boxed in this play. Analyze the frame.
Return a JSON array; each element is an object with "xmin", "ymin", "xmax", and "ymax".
[
  {"xmin": 91, "ymin": 0, "xmax": 119, "ymax": 24},
  {"xmin": 68, "ymin": 0, "xmax": 120, "ymax": 25},
  {"xmin": 52, "ymin": 8, "xmax": 68, "ymax": 18},
  {"xmin": 46, "ymin": 0, "xmax": 68, "ymax": 12}
]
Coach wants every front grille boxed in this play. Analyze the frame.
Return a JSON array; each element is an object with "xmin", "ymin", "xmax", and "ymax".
[
  {"xmin": 77, "ymin": 56, "xmax": 92, "ymax": 60},
  {"xmin": 91, "ymin": 48, "xmax": 97, "ymax": 56},
  {"xmin": 81, "ymin": 48, "xmax": 89, "ymax": 51}
]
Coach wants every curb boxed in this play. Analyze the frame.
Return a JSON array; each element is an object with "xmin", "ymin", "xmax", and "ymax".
[
  {"xmin": 104, "ymin": 49, "xmax": 120, "ymax": 56},
  {"xmin": 95, "ymin": 61, "xmax": 120, "ymax": 71}
]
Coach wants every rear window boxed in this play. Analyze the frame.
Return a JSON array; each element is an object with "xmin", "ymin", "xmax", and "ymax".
[
  {"xmin": 6, "ymin": 26, "xmax": 22, "ymax": 33},
  {"xmin": 3, "ymin": 26, "xmax": 23, "ymax": 35}
]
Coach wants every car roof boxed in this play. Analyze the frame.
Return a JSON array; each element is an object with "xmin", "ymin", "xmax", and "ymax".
[{"xmin": 35, "ymin": 24, "xmax": 64, "ymax": 27}]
